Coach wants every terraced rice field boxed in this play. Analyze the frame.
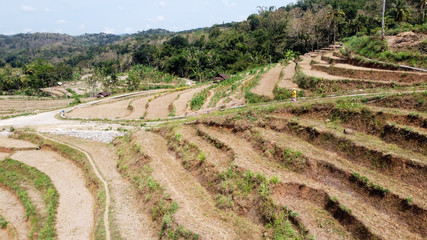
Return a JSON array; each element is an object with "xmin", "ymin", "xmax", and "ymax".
[{"xmin": 0, "ymin": 46, "xmax": 426, "ymax": 239}]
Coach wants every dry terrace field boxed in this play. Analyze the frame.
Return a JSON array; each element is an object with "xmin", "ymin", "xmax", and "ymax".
[{"xmin": 0, "ymin": 45, "xmax": 426, "ymax": 240}]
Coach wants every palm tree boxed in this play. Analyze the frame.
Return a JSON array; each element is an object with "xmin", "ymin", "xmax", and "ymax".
[
  {"xmin": 389, "ymin": 0, "xmax": 409, "ymax": 23},
  {"xmin": 328, "ymin": 6, "xmax": 346, "ymax": 44},
  {"xmin": 421, "ymin": 0, "xmax": 427, "ymax": 22},
  {"xmin": 382, "ymin": 0, "xmax": 386, "ymax": 40}
]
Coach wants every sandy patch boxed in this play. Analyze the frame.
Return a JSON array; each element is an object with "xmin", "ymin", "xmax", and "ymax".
[
  {"xmin": 0, "ymin": 188, "xmax": 29, "ymax": 240},
  {"xmin": 11, "ymin": 150, "xmax": 94, "ymax": 240}
]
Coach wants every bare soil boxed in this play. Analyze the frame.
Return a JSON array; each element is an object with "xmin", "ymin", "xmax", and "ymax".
[
  {"xmin": 11, "ymin": 150, "xmax": 94, "ymax": 240},
  {"xmin": 277, "ymin": 62, "xmax": 299, "ymax": 89},
  {"xmin": 0, "ymin": 152, "xmax": 10, "ymax": 160},
  {"xmin": 251, "ymin": 65, "xmax": 283, "ymax": 98},
  {"xmin": 387, "ymin": 31, "xmax": 426, "ymax": 50},
  {"xmin": 0, "ymin": 187, "xmax": 29, "ymax": 240},
  {"xmin": 135, "ymin": 131, "xmax": 248, "ymax": 240},
  {"xmin": 0, "ymin": 228, "xmax": 10, "ymax": 240},
  {"xmin": 68, "ymin": 98, "xmax": 131, "ymax": 120},
  {"xmin": 0, "ymin": 98, "xmax": 71, "ymax": 113},
  {"xmin": 123, "ymin": 96, "xmax": 150, "ymax": 120},
  {"xmin": 0, "ymin": 137, "xmax": 37, "ymax": 150},
  {"xmin": 179, "ymin": 125, "xmax": 232, "ymax": 170},
  {"xmin": 299, "ymin": 56, "xmax": 354, "ymax": 80},
  {"xmin": 145, "ymin": 90, "xmax": 185, "ymax": 119},
  {"xmin": 174, "ymin": 85, "xmax": 210, "ymax": 116},
  {"xmin": 52, "ymin": 135, "xmax": 158, "ymax": 240},
  {"xmin": 197, "ymin": 119, "xmax": 423, "ymax": 239}
]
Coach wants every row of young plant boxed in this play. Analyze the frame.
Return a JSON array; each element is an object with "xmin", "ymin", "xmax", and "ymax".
[
  {"xmin": 0, "ymin": 158, "xmax": 58, "ymax": 239},
  {"xmin": 197, "ymin": 111, "xmax": 427, "ymax": 237},
  {"xmin": 14, "ymin": 132, "xmax": 108, "ymax": 240},
  {"xmin": 156, "ymin": 125, "xmax": 307, "ymax": 239},
  {"xmin": 113, "ymin": 133, "xmax": 199, "ymax": 239}
]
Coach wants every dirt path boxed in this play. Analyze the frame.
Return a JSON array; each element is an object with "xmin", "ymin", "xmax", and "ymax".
[
  {"xmin": 53, "ymin": 135, "xmax": 157, "ymax": 240},
  {"xmin": 251, "ymin": 65, "xmax": 283, "ymax": 98},
  {"xmin": 277, "ymin": 62, "xmax": 299, "ymax": 89},
  {"xmin": 135, "ymin": 131, "xmax": 242, "ymax": 240},
  {"xmin": 0, "ymin": 187, "xmax": 29, "ymax": 240},
  {"xmin": 11, "ymin": 150, "xmax": 94, "ymax": 240},
  {"xmin": 145, "ymin": 90, "xmax": 185, "ymax": 119},
  {"xmin": 174, "ymin": 86, "xmax": 210, "ymax": 116}
]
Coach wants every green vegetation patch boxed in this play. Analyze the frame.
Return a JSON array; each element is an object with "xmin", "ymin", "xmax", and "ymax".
[
  {"xmin": 0, "ymin": 158, "xmax": 59, "ymax": 239},
  {"xmin": 15, "ymin": 132, "xmax": 107, "ymax": 240},
  {"xmin": 190, "ymin": 88, "xmax": 210, "ymax": 110},
  {"xmin": 343, "ymin": 35, "xmax": 427, "ymax": 69}
]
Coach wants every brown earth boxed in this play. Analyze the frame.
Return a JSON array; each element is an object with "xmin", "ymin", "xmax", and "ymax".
[
  {"xmin": 145, "ymin": 90, "xmax": 186, "ymax": 119},
  {"xmin": 387, "ymin": 31, "xmax": 426, "ymax": 50},
  {"xmin": 0, "ymin": 187, "xmax": 29, "ymax": 240},
  {"xmin": 0, "ymin": 228, "xmax": 10, "ymax": 240},
  {"xmin": 174, "ymin": 85, "xmax": 210, "ymax": 116},
  {"xmin": 135, "ymin": 131, "xmax": 253, "ymax": 239},
  {"xmin": 0, "ymin": 152, "xmax": 10, "ymax": 160},
  {"xmin": 277, "ymin": 62, "xmax": 299, "ymax": 90},
  {"xmin": 196, "ymin": 116, "xmax": 424, "ymax": 239},
  {"xmin": 0, "ymin": 137, "xmax": 37, "ymax": 150},
  {"xmin": 251, "ymin": 65, "xmax": 283, "ymax": 98},
  {"xmin": 368, "ymin": 93, "xmax": 427, "ymax": 112},
  {"xmin": 123, "ymin": 96, "xmax": 151, "ymax": 120},
  {"xmin": 51, "ymin": 135, "xmax": 158, "ymax": 240},
  {"xmin": 0, "ymin": 98, "xmax": 72, "ymax": 113},
  {"xmin": 67, "ymin": 98, "xmax": 132, "ymax": 120},
  {"xmin": 11, "ymin": 150, "xmax": 94, "ymax": 240}
]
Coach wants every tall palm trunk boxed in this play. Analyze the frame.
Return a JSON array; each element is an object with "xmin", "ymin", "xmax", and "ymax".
[{"xmin": 382, "ymin": 0, "xmax": 386, "ymax": 40}]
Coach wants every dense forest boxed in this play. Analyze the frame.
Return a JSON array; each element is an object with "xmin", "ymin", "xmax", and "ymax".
[{"xmin": 0, "ymin": 0, "xmax": 426, "ymax": 94}]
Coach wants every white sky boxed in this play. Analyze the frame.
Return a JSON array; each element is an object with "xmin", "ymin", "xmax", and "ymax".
[{"xmin": 0, "ymin": 0, "xmax": 296, "ymax": 35}]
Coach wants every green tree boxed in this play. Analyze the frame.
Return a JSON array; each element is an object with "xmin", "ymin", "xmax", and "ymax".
[
  {"xmin": 388, "ymin": 0, "xmax": 409, "ymax": 22},
  {"xmin": 328, "ymin": 6, "xmax": 346, "ymax": 44}
]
